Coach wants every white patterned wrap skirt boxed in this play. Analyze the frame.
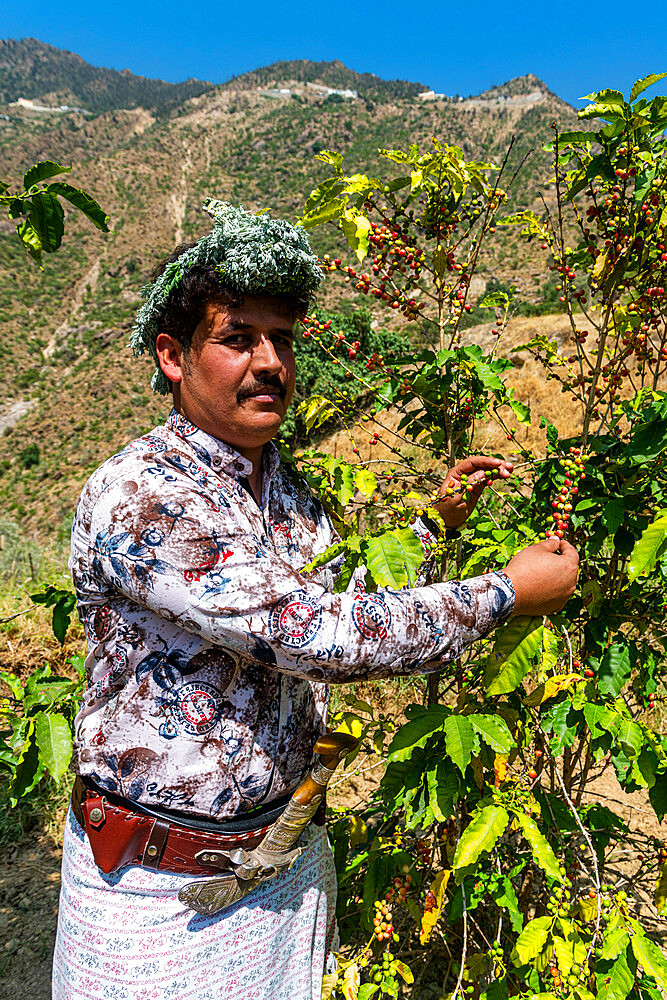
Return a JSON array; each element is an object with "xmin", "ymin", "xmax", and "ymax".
[{"xmin": 52, "ymin": 808, "xmax": 338, "ymax": 1000}]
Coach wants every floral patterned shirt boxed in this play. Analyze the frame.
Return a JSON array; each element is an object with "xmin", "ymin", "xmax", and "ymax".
[{"xmin": 69, "ymin": 409, "xmax": 515, "ymax": 819}]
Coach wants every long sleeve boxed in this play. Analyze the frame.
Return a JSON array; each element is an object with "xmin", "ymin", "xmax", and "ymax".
[
  {"xmin": 69, "ymin": 414, "xmax": 515, "ymax": 818},
  {"xmin": 85, "ymin": 475, "xmax": 514, "ymax": 684}
]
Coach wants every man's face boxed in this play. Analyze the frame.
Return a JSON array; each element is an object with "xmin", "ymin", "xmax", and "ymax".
[{"xmin": 158, "ymin": 295, "xmax": 296, "ymax": 458}]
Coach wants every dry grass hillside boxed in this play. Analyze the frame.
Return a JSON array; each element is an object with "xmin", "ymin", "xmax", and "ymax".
[{"xmin": 0, "ymin": 45, "xmax": 593, "ymax": 545}]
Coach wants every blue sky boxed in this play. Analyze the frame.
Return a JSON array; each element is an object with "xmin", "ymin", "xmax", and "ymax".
[{"xmin": 2, "ymin": 0, "xmax": 667, "ymax": 108}]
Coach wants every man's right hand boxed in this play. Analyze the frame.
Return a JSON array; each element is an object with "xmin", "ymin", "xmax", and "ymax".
[{"xmin": 503, "ymin": 537, "xmax": 579, "ymax": 617}]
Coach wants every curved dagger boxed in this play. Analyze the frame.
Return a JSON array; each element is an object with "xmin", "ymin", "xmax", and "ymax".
[{"xmin": 178, "ymin": 731, "xmax": 359, "ymax": 915}]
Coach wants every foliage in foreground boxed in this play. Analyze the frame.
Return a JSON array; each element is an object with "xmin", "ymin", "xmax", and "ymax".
[
  {"xmin": 1, "ymin": 159, "xmax": 110, "ymax": 267},
  {"xmin": 292, "ymin": 75, "xmax": 667, "ymax": 1000}
]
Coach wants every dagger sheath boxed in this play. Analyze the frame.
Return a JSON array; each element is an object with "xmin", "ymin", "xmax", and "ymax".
[{"xmin": 178, "ymin": 732, "xmax": 358, "ymax": 915}]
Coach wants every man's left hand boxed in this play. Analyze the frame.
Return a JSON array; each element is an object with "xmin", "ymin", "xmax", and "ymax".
[{"xmin": 432, "ymin": 456, "xmax": 514, "ymax": 529}]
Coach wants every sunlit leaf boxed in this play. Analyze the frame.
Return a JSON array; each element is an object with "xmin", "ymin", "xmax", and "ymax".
[
  {"xmin": 420, "ymin": 869, "xmax": 450, "ymax": 944},
  {"xmin": 452, "ymin": 804, "xmax": 509, "ymax": 877},
  {"xmin": 513, "ymin": 810, "xmax": 562, "ymax": 880},
  {"xmin": 484, "ymin": 617, "xmax": 543, "ymax": 695},
  {"xmin": 360, "ymin": 527, "xmax": 424, "ymax": 589},
  {"xmin": 627, "ymin": 510, "xmax": 667, "ymax": 581},
  {"xmin": 511, "ymin": 915, "xmax": 552, "ymax": 965},
  {"xmin": 33, "ymin": 711, "xmax": 72, "ymax": 781},
  {"xmin": 630, "ymin": 73, "xmax": 667, "ymax": 103}
]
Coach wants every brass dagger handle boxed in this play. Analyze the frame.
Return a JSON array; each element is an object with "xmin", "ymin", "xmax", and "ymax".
[{"xmin": 257, "ymin": 731, "xmax": 359, "ymax": 855}]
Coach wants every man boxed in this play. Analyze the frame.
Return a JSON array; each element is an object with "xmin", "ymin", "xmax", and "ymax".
[{"xmin": 53, "ymin": 201, "xmax": 578, "ymax": 1000}]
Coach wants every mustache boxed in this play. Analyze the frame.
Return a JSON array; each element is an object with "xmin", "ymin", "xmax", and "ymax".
[{"xmin": 236, "ymin": 375, "xmax": 286, "ymax": 404}]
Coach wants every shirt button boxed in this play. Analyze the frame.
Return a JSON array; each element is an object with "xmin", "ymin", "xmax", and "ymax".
[{"xmin": 234, "ymin": 461, "xmax": 244, "ymax": 471}]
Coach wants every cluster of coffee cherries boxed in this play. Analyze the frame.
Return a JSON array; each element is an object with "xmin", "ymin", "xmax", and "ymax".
[
  {"xmin": 384, "ymin": 865, "xmax": 413, "ymax": 905},
  {"xmin": 372, "ymin": 899, "xmax": 394, "ymax": 941},
  {"xmin": 551, "ymin": 257, "xmax": 587, "ymax": 306},
  {"xmin": 546, "ymin": 876, "xmax": 573, "ymax": 917},
  {"xmin": 365, "ymin": 953, "xmax": 400, "ymax": 985},
  {"xmin": 416, "ymin": 837, "xmax": 433, "ymax": 867},
  {"xmin": 549, "ymin": 960, "xmax": 588, "ymax": 993},
  {"xmin": 320, "ymin": 216, "xmax": 426, "ymax": 321},
  {"xmin": 489, "ymin": 941, "xmax": 504, "ymax": 966},
  {"xmin": 300, "ymin": 315, "xmax": 333, "ymax": 341},
  {"xmin": 545, "ymin": 448, "xmax": 588, "ymax": 539}
]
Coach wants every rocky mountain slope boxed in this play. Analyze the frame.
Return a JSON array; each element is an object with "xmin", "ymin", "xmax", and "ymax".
[{"xmin": 0, "ymin": 41, "xmax": 587, "ymax": 539}]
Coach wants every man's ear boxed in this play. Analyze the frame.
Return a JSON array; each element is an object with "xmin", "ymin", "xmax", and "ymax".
[{"xmin": 155, "ymin": 333, "xmax": 184, "ymax": 385}]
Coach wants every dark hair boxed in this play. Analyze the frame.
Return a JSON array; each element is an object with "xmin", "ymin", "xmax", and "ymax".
[{"xmin": 151, "ymin": 243, "xmax": 312, "ymax": 352}]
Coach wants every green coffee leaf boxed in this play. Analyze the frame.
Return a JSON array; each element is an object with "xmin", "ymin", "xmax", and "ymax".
[
  {"xmin": 513, "ymin": 810, "xmax": 562, "ymax": 880},
  {"xmin": 627, "ymin": 510, "xmax": 667, "ymax": 581},
  {"xmin": 490, "ymin": 877, "xmax": 523, "ymax": 932},
  {"xmin": 427, "ymin": 761, "xmax": 459, "ymax": 820},
  {"xmin": 452, "ymin": 805, "xmax": 509, "ymax": 877},
  {"xmin": 631, "ymin": 931, "xmax": 667, "ymax": 992},
  {"xmin": 360, "ymin": 527, "xmax": 424, "ymax": 589},
  {"xmin": 334, "ymin": 463, "xmax": 355, "ymax": 507},
  {"xmin": 630, "ymin": 73, "xmax": 667, "ymax": 103},
  {"xmin": 33, "ymin": 711, "xmax": 73, "ymax": 781},
  {"xmin": 16, "ymin": 217, "xmax": 43, "ymax": 266},
  {"xmin": 23, "ymin": 160, "xmax": 71, "ymax": 190},
  {"xmin": 597, "ymin": 950, "xmax": 635, "ymax": 1000},
  {"xmin": 511, "ymin": 915, "xmax": 552, "ymax": 965},
  {"xmin": 443, "ymin": 715, "xmax": 478, "ymax": 774},
  {"xmin": 48, "ymin": 180, "xmax": 111, "ymax": 231},
  {"xmin": 598, "ymin": 644, "xmax": 631, "ymax": 698},
  {"xmin": 485, "ymin": 617, "xmax": 543, "ymax": 695},
  {"xmin": 7, "ymin": 720, "xmax": 42, "ymax": 805},
  {"xmin": 599, "ymin": 925, "xmax": 630, "ymax": 961},
  {"xmin": 29, "ymin": 191, "xmax": 65, "ymax": 253},
  {"xmin": 602, "ymin": 498, "xmax": 625, "ymax": 536},
  {"xmin": 469, "ymin": 714, "xmax": 514, "ymax": 754},
  {"xmin": 386, "ymin": 705, "xmax": 448, "ymax": 762}
]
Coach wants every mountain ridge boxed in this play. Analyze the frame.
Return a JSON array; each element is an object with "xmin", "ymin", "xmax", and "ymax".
[
  {"xmin": 0, "ymin": 39, "xmax": 588, "ymax": 538},
  {"xmin": 0, "ymin": 38, "xmax": 212, "ymax": 115},
  {"xmin": 0, "ymin": 38, "xmax": 568, "ymax": 114}
]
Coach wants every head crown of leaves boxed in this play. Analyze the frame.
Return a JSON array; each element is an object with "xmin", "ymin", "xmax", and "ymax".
[{"xmin": 129, "ymin": 199, "xmax": 324, "ymax": 394}]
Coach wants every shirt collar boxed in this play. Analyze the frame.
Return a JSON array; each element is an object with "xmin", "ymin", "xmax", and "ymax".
[{"xmin": 166, "ymin": 408, "xmax": 281, "ymax": 483}]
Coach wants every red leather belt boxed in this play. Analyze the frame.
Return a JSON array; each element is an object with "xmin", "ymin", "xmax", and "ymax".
[{"xmin": 70, "ymin": 776, "xmax": 276, "ymax": 876}]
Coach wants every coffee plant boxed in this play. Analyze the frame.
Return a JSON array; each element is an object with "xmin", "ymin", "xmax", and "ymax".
[
  {"xmin": 1, "ymin": 159, "xmax": 110, "ymax": 267},
  {"xmin": 293, "ymin": 75, "xmax": 667, "ymax": 1000},
  {"xmin": 0, "ymin": 585, "xmax": 83, "ymax": 807}
]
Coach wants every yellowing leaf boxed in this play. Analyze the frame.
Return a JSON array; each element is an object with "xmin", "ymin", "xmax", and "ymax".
[
  {"xmin": 342, "ymin": 962, "xmax": 360, "ymax": 1000},
  {"xmin": 348, "ymin": 815, "xmax": 368, "ymax": 849},
  {"xmin": 297, "ymin": 395, "xmax": 339, "ymax": 433},
  {"xmin": 420, "ymin": 869, "xmax": 450, "ymax": 944},
  {"xmin": 494, "ymin": 754, "xmax": 508, "ymax": 786},
  {"xmin": 592, "ymin": 247, "xmax": 609, "ymax": 283},
  {"xmin": 575, "ymin": 895, "xmax": 599, "ymax": 922},
  {"xmin": 336, "ymin": 714, "xmax": 364, "ymax": 738},
  {"xmin": 524, "ymin": 673, "xmax": 583, "ymax": 707},
  {"xmin": 321, "ymin": 972, "xmax": 338, "ymax": 1000},
  {"xmin": 539, "ymin": 627, "xmax": 562, "ymax": 680},
  {"xmin": 394, "ymin": 960, "xmax": 414, "ymax": 984}
]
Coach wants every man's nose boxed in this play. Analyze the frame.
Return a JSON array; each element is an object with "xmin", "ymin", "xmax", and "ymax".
[{"xmin": 252, "ymin": 335, "xmax": 283, "ymax": 374}]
